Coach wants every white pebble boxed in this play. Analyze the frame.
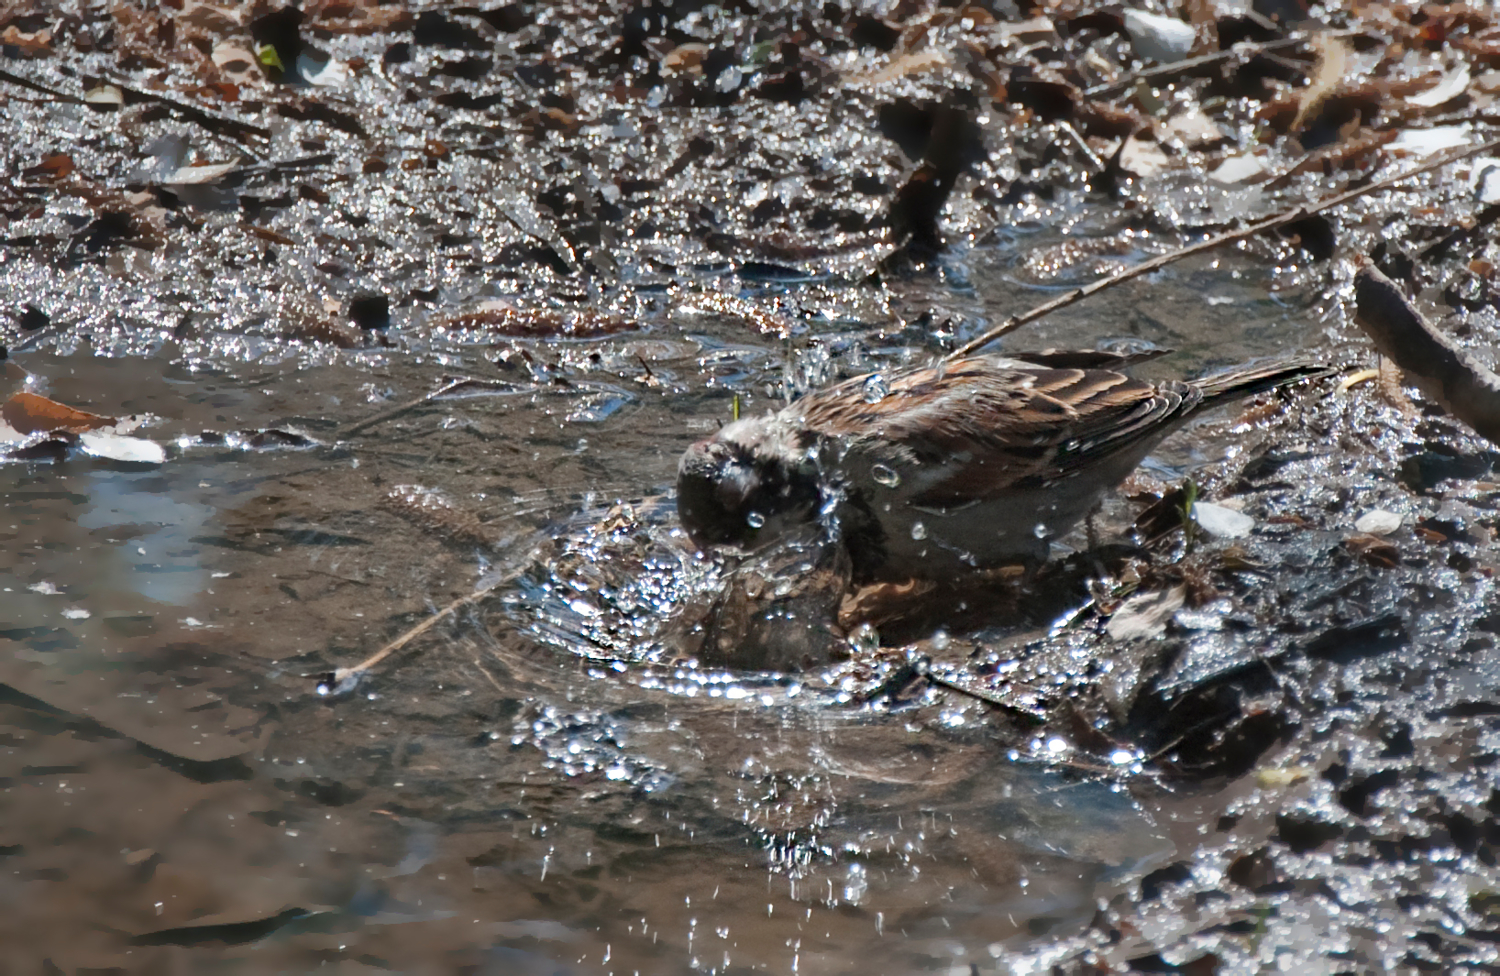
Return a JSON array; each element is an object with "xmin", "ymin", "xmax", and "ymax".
[
  {"xmin": 1124, "ymin": 10, "xmax": 1196, "ymax": 63},
  {"xmin": 1193, "ymin": 501, "xmax": 1255, "ymax": 539},
  {"xmin": 1354, "ymin": 509, "xmax": 1403, "ymax": 536}
]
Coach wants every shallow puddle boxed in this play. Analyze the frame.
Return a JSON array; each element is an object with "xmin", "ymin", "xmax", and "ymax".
[
  {"xmin": 12, "ymin": 222, "xmax": 1495, "ymax": 972},
  {"xmin": 0, "ymin": 246, "xmax": 1318, "ymax": 973}
]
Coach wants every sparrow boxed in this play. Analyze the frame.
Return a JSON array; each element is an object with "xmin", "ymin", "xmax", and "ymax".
[{"xmin": 676, "ymin": 352, "xmax": 1325, "ymax": 582}]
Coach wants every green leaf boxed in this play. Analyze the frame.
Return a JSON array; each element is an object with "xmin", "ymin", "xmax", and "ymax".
[{"xmin": 257, "ymin": 44, "xmax": 285, "ymax": 73}]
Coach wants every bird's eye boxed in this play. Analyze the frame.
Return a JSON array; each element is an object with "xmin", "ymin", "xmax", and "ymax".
[{"xmin": 745, "ymin": 511, "xmax": 766, "ymax": 529}]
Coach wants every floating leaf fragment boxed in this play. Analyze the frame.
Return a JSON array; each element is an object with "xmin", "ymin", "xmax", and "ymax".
[
  {"xmin": 1123, "ymin": 10, "xmax": 1195, "ymax": 64},
  {"xmin": 256, "ymin": 43, "xmax": 285, "ymax": 72},
  {"xmin": 163, "ymin": 161, "xmax": 240, "ymax": 185},
  {"xmin": 83, "ymin": 84, "xmax": 124, "ymax": 109},
  {"xmin": 1256, "ymin": 765, "xmax": 1313, "ymax": 787},
  {"xmin": 1388, "ymin": 126, "xmax": 1473, "ymax": 157},
  {"xmin": 77, "ymin": 430, "xmax": 166, "ymax": 465},
  {"xmin": 1343, "ymin": 534, "xmax": 1400, "ymax": 568},
  {"xmin": 1209, "ymin": 153, "xmax": 1269, "ymax": 185}
]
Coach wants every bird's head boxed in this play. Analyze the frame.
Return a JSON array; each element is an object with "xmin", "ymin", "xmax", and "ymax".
[{"xmin": 676, "ymin": 427, "xmax": 820, "ymax": 552}]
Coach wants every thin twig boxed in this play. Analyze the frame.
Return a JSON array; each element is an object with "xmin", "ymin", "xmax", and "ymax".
[
  {"xmin": 339, "ymin": 376, "xmax": 511, "ymax": 438},
  {"xmin": 925, "ymin": 669, "xmax": 1046, "ymax": 724},
  {"xmin": 0, "ymin": 67, "xmax": 270, "ymax": 143},
  {"xmin": 1058, "ymin": 120, "xmax": 1104, "ymax": 172},
  {"xmin": 315, "ymin": 567, "xmax": 523, "ymax": 694},
  {"xmin": 948, "ymin": 136, "xmax": 1500, "ymax": 360},
  {"xmin": 0, "ymin": 67, "xmax": 84, "ymax": 103},
  {"xmin": 1084, "ymin": 33, "xmax": 1334, "ymax": 100}
]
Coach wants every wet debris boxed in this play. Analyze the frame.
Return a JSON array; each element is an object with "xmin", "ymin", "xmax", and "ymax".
[
  {"xmin": 428, "ymin": 300, "xmax": 637, "ymax": 339},
  {"xmin": 0, "ymin": 386, "xmax": 163, "ymax": 463},
  {"xmin": 378, "ymin": 483, "xmax": 496, "ymax": 550},
  {"xmin": 1354, "ymin": 261, "xmax": 1500, "ymax": 446},
  {"xmin": 6, "ymin": 0, "xmax": 1500, "ymax": 360}
]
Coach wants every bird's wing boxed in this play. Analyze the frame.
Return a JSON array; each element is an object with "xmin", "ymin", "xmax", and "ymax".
[{"xmin": 793, "ymin": 359, "xmax": 1195, "ymax": 506}]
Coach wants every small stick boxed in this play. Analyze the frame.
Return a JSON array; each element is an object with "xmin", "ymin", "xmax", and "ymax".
[
  {"xmin": 924, "ymin": 668, "xmax": 1045, "ymax": 724},
  {"xmin": 1353, "ymin": 261, "xmax": 1500, "ymax": 444},
  {"xmin": 1058, "ymin": 120, "xmax": 1104, "ymax": 173},
  {"xmin": 1084, "ymin": 31, "xmax": 1354, "ymax": 100},
  {"xmin": 469, "ymin": 655, "xmax": 507, "ymax": 695},
  {"xmin": 1337, "ymin": 367, "xmax": 1380, "ymax": 391},
  {"xmin": 948, "ymin": 136, "xmax": 1500, "ymax": 360},
  {"xmin": 340, "ymin": 376, "xmax": 509, "ymax": 438},
  {"xmin": 315, "ymin": 568, "xmax": 522, "ymax": 695}
]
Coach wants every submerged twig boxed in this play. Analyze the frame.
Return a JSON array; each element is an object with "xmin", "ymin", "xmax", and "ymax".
[
  {"xmin": 924, "ymin": 668, "xmax": 1045, "ymax": 724},
  {"xmin": 340, "ymin": 376, "xmax": 512, "ymax": 438},
  {"xmin": 0, "ymin": 67, "xmax": 270, "ymax": 143},
  {"xmin": 949, "ymin": 136, "xmax": 1500, "ymax": 360},
  {"xmin": 314, "ymin": 567, "xmax": 523, "ymax": 696},
  {"xmin": 1353, "ymin": 261, "xmax": 1500, "ymax": 444}
]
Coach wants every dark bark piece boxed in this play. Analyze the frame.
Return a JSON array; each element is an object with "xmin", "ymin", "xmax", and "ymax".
[{"xmin": 1353, "ymin": 261, "xmax": 1500, "ymax": 445}]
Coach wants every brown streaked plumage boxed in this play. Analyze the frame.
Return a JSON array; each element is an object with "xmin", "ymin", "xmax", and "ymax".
[{"xmin": 676, "ymin": 354, "xmax": 1326, "ymax": 581}]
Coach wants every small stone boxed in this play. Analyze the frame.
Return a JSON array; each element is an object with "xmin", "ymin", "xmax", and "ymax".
[
  {"xmin": 1474, "ymin": 157, "xmax": 1500, "ymax": 203},
  {"xmin": 1355, "ymin": 509, "xmax": 1403, "ymax": 536},
  {"xmin": 1193, "ymin": 502, "xmax": 1255, "ymax": 539},
  {"xmin": 1209, "ymin": 153, "xmax": 1269, "ymax": 185},
  {"xmin": 1123, "ymin": 9, "xmax": 1196, "ymax": 63}
]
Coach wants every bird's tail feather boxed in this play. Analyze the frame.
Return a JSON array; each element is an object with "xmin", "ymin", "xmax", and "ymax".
[{"xmin": 1194, "ymin": 360, "xmax": 1332, "ymax": 409}]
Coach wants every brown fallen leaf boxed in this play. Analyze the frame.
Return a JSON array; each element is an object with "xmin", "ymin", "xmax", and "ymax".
[
  {"xmin": 0, "ymin": 391, "xmax": 115, "ymax": 435},
  {"xmin": 21, "ymin": 153, "xmax": 75, "ymax": 181},
  {"xmin": 0, "ymin": 23, "xmax": 52, "ymax": 56}
]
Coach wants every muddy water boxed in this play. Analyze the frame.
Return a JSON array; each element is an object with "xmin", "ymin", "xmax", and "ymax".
[{"xmin": 0, "ymin": 249, "xmax": 1317, "ymax": 973}]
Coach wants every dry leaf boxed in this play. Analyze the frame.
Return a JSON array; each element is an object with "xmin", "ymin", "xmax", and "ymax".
[
  {"xmin": 0, "ymin": 391, "xmax": 115, "ymax": 435},
  {"xmin": 1291, "ymin": 35, "xmax": 1349, "ymax": 134},
  {"xmin": 1105, "ymin": 585, "xmax": 1186, "ymax": 641}
]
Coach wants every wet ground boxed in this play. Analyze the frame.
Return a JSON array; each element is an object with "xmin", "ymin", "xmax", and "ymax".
[{"xmin": 8, "ymin": 1, "xmax": 1500, "ymax": 973}]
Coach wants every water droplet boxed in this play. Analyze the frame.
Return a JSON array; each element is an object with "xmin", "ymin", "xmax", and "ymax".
[
  {"xmin": 745, "ymin": 511, "xmax": 766, "ymax": 529},
  {"xmin": 862, "ymin": 374, "xmax": 890, "ymax": 403},
  {"xmin": 910, "ymin": 521, "xmax": 927, "ymax": 540},
  {"xmin": 1033, "ymin": 522, "xmax": 1049, "ymax": 539},
  {"xmin": 871, "ymin": 463, "xmax": 901, "ymax": 488}
]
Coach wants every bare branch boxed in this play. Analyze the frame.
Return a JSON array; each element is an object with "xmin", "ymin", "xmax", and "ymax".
[{"xmin": 949, "ymin": 137, "xmax": 1500, "ymax": 361}]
